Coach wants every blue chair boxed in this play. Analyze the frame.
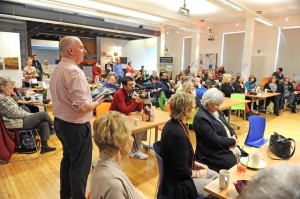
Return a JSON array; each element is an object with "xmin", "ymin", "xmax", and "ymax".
[
  {"xmin": 244, "ymin": 116, "xmax": 269, "ymax": 148},
  {"xmin": 153, "ymin": 141, "xmax": 165, "ymax": 199}
]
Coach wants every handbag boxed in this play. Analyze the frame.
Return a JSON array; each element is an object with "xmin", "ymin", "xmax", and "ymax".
[{"xmin": 268, "ymin": 132, "xmax": 296, "ymax": 160}]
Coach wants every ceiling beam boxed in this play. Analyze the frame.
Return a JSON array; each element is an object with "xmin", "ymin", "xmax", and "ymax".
[{"xmin": 0, "ymin": 1, "xmax": 160, "ymax": 37}]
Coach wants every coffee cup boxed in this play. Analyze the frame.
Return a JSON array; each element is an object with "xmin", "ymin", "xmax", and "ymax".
[
  {"xmin": 249, "ymin": 152, "xmax": 261, "ymax": 167},
  {"xmin": 219, "ymin": 169, "xmax": 230, "ymax": 189},
  {"xmin": 134, "ymin": 118, "xmax": 139, "ymax": 126},
  {"xmin": 264, "ymin": 89, "xmax": 268, "ymax": 93}
]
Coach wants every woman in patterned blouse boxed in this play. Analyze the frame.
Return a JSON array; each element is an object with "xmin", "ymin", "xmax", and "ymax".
[{"xmin": 23, "ymin": 57, "xmax": 39, "ymax": 87}]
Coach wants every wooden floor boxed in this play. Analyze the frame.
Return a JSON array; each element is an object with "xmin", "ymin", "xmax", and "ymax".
[{"xmin": 1, "ymin": 109, "xmax": 300, "ymax": 199}]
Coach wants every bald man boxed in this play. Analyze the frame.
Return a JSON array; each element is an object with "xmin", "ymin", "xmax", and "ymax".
[{"xmin": 50, "ymin": 36, "xmax": 104, "ymax": 199}]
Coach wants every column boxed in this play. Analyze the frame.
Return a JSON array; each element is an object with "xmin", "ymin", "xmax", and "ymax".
[
  {"xmin": 241, "ymin": 17, "xmax": 255, "ymax": 79},
  {"xmin": 190, "ymin": 32, "xmax": 200, "ymax": 74},
  {"xmin": 157, "ymin": 25, "xmax": 165, "ymax": 72}
]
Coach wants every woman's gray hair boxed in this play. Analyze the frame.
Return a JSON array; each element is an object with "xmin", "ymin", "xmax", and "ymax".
[
  {"xmin": 0, "ymin": 77, "xmax": 12, "ymax": 93},
  {"xmin": 182, "ymin": 81, "xmax": 193, "ymax": 93},
  {"xmin": 241, "ymin": 164, "xmax": 300, "ymax": 199},
  {"xmin": 193, "ymin": 77, "xmax": 201, "ymax": 86},
  {"xmin": 201, "ymin": 88, "xmax": 224, "ymax": 107}
]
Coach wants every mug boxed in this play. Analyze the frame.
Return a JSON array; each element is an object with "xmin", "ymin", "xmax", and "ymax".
[
  {"xmin": 219, "ymin": 169, "xmax": 230, "ymax": 189},
  {"xmin": 134, "ymin": 118, "xmax": 139, "ymax": 126},
  {"xmin": 249, "ymin": 152, "xmax": 261, "ymax": 167}
]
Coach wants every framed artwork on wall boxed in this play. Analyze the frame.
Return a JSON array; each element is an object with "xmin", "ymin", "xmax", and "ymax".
[{"xmin": 4, "ymin": 57, "xmax": 19, "ymax": 70}]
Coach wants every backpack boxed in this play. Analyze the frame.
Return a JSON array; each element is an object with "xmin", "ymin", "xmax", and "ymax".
[{"xmin": 19, "ymin": 132, "xmax": 40, "ymax": 153}]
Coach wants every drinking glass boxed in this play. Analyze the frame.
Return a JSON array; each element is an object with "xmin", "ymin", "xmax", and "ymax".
[{"xmin": 237, "ymin": 157, "xmax": 247, "ymax": 175}]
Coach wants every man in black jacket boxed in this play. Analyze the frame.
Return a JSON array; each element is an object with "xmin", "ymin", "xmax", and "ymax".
[
  {"xmin": 160, "ymin": 71, "xmax": 175, "ymax": 99},
  {"xmin": 32, "ymin": 55, "xmax": 43, "ymax": 81}
]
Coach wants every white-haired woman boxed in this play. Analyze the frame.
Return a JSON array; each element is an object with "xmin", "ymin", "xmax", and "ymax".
[
  {"xmin": 194, "ymin": 88, "xmax": 239, "ymax": 172},
  {"xmin": 160, "ymin": 92, "xmax": 218, "ymax": 199},
  {"xmin": 91, "ymin": 111, "xmax": 147, "ymax": 199},
  {"xmin": 241, "ymin": 164, "xmax": 300, "ymax": 199}
]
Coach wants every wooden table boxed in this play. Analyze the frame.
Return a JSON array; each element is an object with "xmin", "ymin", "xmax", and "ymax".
[
  {"xmin": 204, "ymin": 140, "xmax": 300, "ymax": 199},
  {"xmin": 128, "ymin": 110, "xmax": 170, "ymax": 141},
  {"xmin": 245, "ymin": 92, "xmax": 281, "ymax": 112},
  {"xmin": 90, "ymin": 109, "xmax": 170, "ymax": 141},
  {"xmin": 17, "ymin": 100, "xmax": 53, "ymax": 112},
  {"xmin": 219, "ymin": 97, "xmax": 250, "ymax": 111},
  {"xmin": 219, "ymin": 97, "xmax": 250, "ymax": 129}
]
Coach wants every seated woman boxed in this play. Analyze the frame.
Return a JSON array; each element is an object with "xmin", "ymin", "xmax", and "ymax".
[
  {"xmin": 194, "ymin": 88, "xmax": 239, "ymax": 172},
  {"xmin": 245, "ymin": 75, "xmax": 258, "ymax": 111},
  {"xmin": 282, "ymin": 76, "xmax": 298, "ymax": 113},
  {"xmin": 245, "ymin": 75, "xmax": 256, "ymax": 92},
  {"xmin": 181, "ymin": 81, "xmax": 201, "ymax": 107},
  {"xmin": 193, "ymin": 77, "xmax": 207, "ymax": 101},
  {"xmin": 262, "ymin": 75, "xmax": 283, "ymax": 116},
  {"xmin": 0, "ymin": 77, "xmax": 55, "ymax": 154},
  {"xmin": 231, "ymin": 74, "xmax": 256, "ymax": 116},
  {"xmin": 160, "ymin": 92, "xmax": 218, "ymax": 199},
  {"xmin": 91, "ymin": 111, "xmax": 147, "ymax": 199},
  {"xmin": 219, "ymin": 73, "xmax": 233, "ymax": 116}
]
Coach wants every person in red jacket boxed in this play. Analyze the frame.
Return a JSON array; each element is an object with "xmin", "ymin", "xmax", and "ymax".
[
  {"xmin": 126, "ymin": 61, "xmax": 135, "ymax": 74},
  {"xmin": 110, "ymin": 77, "xmax": 148, "ymax": 159},
  {"xmin": 92, "ymin": 61, "xmax": 102, "ymax": 83}
]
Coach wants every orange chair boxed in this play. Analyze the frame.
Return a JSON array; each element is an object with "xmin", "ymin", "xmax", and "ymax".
[
  {"xmin": 165, "ymin": 104, "xmax": 171, "ymax": 113},
  {"xmin": 95, "ymin": 102, "xmax": 111, "ymax": 117},
  {"xmin": 158, "ymin": 104, "xmax": 171, "ymax": 131},
  {"xmin": 260, "ymin": 77, "xmax": 270, "ymax": 88}
]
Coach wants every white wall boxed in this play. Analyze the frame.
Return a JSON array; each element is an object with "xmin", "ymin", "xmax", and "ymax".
[
  {"xmin": 277, "ymin": 28, "xmax": 300, "ymax": 80},
  {"xmin": 165, "ymin": 30, "xmax": 192, "ymax": 79},
  {"xmin": 166, "ymin": 14, "xmax": 300, "ymax": 81},
  {"xmin": 100, "ymin": 37, "xmax": 157, "ymax": 73},
  {"xmin": 0, "ymin": 32, "xmax": 23, "ymax": 87},
  {"xmin": 222, "ymin": 32, "xmax": 245, "ymax": 76}
]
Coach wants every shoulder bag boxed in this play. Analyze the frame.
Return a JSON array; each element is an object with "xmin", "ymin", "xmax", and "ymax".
[{"xmin": 268, "ymin": 132, "xmax": 296, "ymax": 160}]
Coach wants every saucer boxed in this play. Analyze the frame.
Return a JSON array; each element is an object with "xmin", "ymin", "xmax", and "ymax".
[{"xmin": 240, "ymin": 157, "xmax": 267, "ymax": 169}]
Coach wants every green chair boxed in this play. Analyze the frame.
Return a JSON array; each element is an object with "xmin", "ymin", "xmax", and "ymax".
[
  {"xmin": 186, "ymin": 107, "xmax": 199, "ymax": 127},
  {"xmin": 230, "ymin": 93, "xmax": 246, "ymax": 120}
]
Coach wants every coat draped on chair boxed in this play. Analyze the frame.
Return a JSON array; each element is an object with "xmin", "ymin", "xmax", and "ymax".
[{"xmin": 0, "ymin": 117, "xmax": 17, "ymax": 163}]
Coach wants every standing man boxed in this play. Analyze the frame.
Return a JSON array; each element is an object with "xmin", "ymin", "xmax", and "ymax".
[
  {"xmin": 272, "ymin": 67, "xmax": 284, "ymax": 82},
  {"xmin": 32, "ymin": 55, "xmax": 43, "ymax": 81},
  {"xmin": 50, "ymin": 36, "xmax": 104, "ymax": 199},
  {"xmin": 113, "ymin": 57, "xmax": 123, "ymax": 85}
]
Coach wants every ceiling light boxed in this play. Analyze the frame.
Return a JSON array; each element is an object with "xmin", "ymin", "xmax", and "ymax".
[
  {"xmin": 285, "ymin": 17, "xmax": 289, "ymax": 22},
  {"xmin": 217, "ymin": 0, "xmax": 243, "ymax": 12},
  {"xmin": 255, "ymin": 17, "xmax": 273, "ymax": 27}
]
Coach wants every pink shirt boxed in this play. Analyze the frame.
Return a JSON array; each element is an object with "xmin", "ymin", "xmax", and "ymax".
[{"xmin": 50, "ymin": 57, "xmax": 92, "ymax": 123}]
